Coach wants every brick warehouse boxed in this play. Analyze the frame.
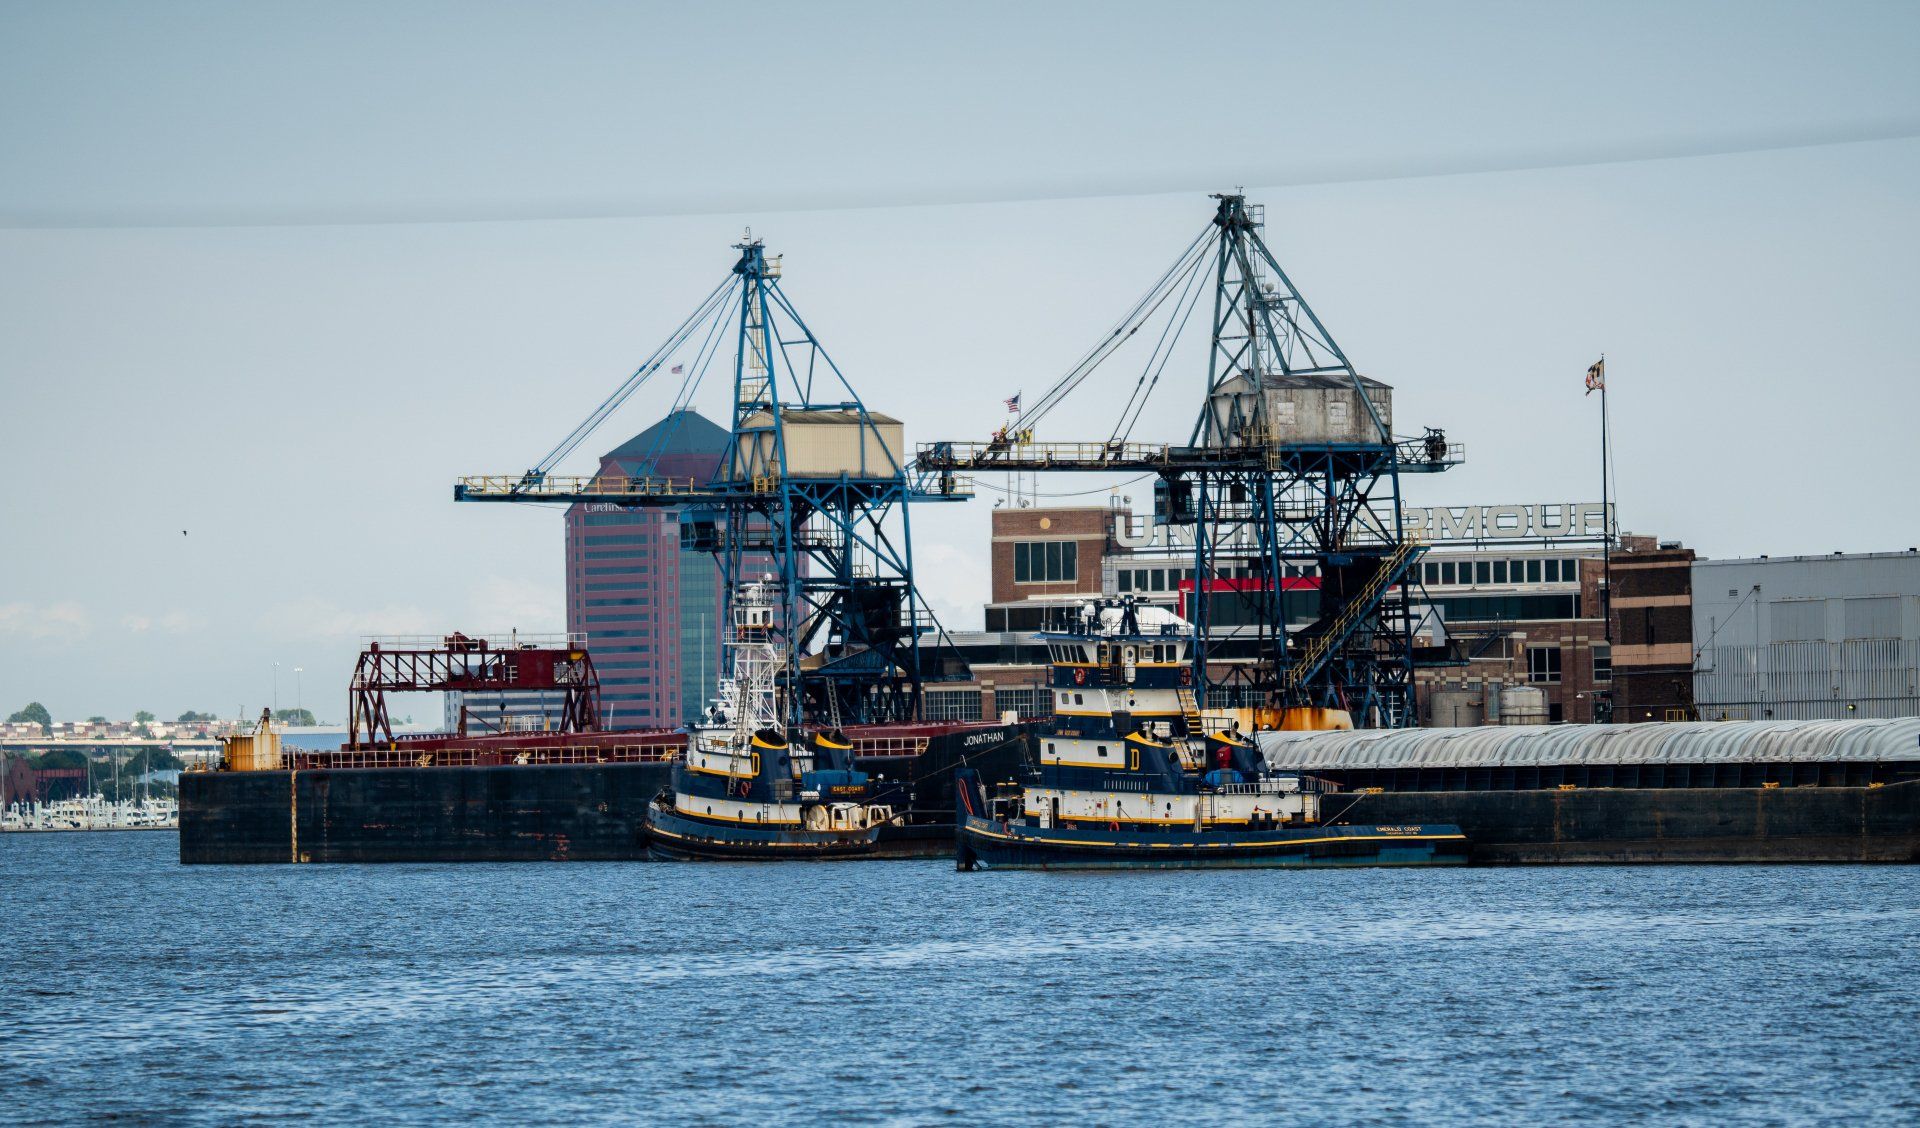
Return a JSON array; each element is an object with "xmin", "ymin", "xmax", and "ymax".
[{"xmin": 1610, "ymin": 542, "xmax": 1699, "ymax": 722}]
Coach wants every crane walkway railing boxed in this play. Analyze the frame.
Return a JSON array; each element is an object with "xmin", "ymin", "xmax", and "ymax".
[
  {"xmin": 917, "ymin": 438, "xmax": 1466, "ymax": 475},
  {"xmin": 1280, "ymin": 537, "xmax": 1423, "ymax": 691},
  {"xmin": 459, "ymin": 471, "xmax": 973, "ymax": 505},
  {"xmin": 918, "ymin": 439, "xmax": 1178, "ymax": 471},
  {"xmin": 456, "ymin": 473, "xmax": 704, "ymax": 500}
]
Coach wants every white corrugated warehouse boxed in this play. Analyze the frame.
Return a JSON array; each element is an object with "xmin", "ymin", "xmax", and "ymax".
[
  {"xmin": 1693, "ymin": 551, "xmax": 1920, "ymax": 721},
  {"xmin": 1259, "ymin": 717, "xmax": 1920, "ymax": 769}
]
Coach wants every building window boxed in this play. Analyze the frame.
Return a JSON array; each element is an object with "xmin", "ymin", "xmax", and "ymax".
[
  {"xmin": 1440, "ymin": 561, "xmax": 1456, "ymax": 585},
  {"xmin": 924, "ymin": 690, "xmax": 983, "ymax": 722},
  {"xmin": 1592, "ymin": 642, "xmax": 1612, "ymax": 683},
  {"xmin": 1526, "ymin": 558, "xmax": 1542, "ymax": 584},
  {"xmin": 1527, "ymin": 646, "xmax": 1562, "ymax": 684},
  {"xmin": 1492, "ymin": 560, "xmax": 1508, "ymax": 584},
  {"xmin": 1475, "ymin": 561, "xmax": 1492, "ymax": 585},
  {"xmin": 1118, "ymin": 569, "xmax": 1134, "ymax": 592},
  {"xmin": 1543, "ymin": 558, "xmax": 1561, "ymax": 583},
  {"xmin": 1014, "ymin": 541, "xmax": 1078, "ymax": 584},
  {"xmin": 994, "ymin": 688, "xmax": 1052, "ymax": 720}
]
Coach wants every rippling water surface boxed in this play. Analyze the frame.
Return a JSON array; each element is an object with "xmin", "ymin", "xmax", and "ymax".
[{"xmin": 3, "ymin": 833, "xmax": 1916, "ymax": 1125}]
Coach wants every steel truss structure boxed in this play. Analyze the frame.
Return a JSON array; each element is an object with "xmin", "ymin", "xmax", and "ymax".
[
  {"xmin": 457, "ymin": 239, "xmax": 969, "ymax": 727},
  {"xmin": 920, "ymin": 194, "xmax": 1460, "ymax": 726}
]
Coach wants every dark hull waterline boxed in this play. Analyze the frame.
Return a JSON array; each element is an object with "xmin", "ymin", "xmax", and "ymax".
[
  {"xmin": 642, "ymin": 801, "xmax": 882, "ymax": 861},
  {"xmin": 957, "ymin": 815, "xmax": 1468, "ymax": 870}
]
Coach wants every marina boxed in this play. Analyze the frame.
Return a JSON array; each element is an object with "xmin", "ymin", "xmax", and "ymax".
[{"xmin": 2, "ymin": 795, "xmax": 178, "ymax": 832}]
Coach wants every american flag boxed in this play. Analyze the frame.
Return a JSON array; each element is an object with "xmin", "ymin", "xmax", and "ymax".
[
  {"xmin": 670, "ymin": 363, "xmax": 684, "ymax": 374},
  {"xmin": 1584, "ymin": 358, "xmax": 1604, "ymax": 395},
  {"xmin": 1004, "ymin": 392, "xmax": 1021, "ymax": 413}
]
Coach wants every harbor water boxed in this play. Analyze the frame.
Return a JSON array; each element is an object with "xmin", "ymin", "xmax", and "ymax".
[{"xmin": 2, "ymin": 834, "xmax": 1916, "ymax": 1126}]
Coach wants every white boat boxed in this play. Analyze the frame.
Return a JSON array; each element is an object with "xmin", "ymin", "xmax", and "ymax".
[{"xmin": 1, "ymin": 793, "xmax": 179, "ymax": 831}]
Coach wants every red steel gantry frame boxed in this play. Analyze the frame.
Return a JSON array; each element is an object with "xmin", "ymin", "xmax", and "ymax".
[{"xmin": 347, "ymin": 633, "xmax": 602, "ymax": 748}]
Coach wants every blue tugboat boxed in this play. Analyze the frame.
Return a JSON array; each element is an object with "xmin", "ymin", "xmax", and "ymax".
[
  {"xmin": 955, "ymin": 597, "xmax": 1467, "ymax": 871},
  {"xmin": 644, "ymin": 581, "xmax": 902, "ymax": 860}
]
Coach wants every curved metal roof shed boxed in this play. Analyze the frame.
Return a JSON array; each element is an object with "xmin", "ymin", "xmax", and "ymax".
[{"xmin": 1259, "ymin": 718, "xmax": 1920, "ymax": 770}]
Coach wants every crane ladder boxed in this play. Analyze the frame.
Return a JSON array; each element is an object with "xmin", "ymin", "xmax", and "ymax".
[{"xmin": 1280, "ymin": 537, "xmax": 1423, "ymax": 692}]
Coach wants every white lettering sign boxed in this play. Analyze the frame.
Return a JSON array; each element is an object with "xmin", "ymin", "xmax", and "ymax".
[
  {"xmin": 1115, "ymin": 503, "xmax": 1614, "ymax": 550},
  {"xmin": 1406, "ymin": 503, "xmax": 1613, "ymax": 541}
]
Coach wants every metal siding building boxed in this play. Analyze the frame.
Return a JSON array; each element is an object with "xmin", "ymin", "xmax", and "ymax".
[{"xmin": 1692, "ymin": 552, "xmax": 1920, "ymax": 721}]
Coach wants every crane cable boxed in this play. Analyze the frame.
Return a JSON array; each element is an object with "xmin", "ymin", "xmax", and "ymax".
[
  {"xmin": 1108, "ymin": 239, "xmax": 1214, "ymax": 445},
  {"xmin": 529, "ymin": 272, "xmax": 741, "ymax": 477},
  {"xmin": 631, "ymin": 276, "xmax": 745, "ymax": 469},
  {"xmin": 1018, "ymin": 224, "xmax": 1217, "ymax": 433}
]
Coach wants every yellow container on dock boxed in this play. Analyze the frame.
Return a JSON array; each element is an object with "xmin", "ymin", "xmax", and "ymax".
[{"xmin": 223, "ymin": 722, "xmax": 283, "ymax": 771}]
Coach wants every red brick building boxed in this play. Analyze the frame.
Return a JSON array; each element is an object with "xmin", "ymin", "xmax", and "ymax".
[
  {"xmin": 989, "ymin": 505, "xmax": 1120, "ymax": 604},
  {"xmin": 1609, "ymin": 542, "xmax": 1698, "ymax": 722}
]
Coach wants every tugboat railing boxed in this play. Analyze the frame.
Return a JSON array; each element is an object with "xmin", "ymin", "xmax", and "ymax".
[{"xmin": 1199, "ymin": 780, "xmax": 1299, "ymax": 797}]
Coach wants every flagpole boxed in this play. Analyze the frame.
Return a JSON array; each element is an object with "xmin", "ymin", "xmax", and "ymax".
[{"xmin": 1599, "ymin": 354, "xmax": 1612, "ymax": 647}]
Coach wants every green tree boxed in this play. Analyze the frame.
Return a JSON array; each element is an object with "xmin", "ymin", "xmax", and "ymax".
[
  {"xmin": 8, "ymin": 702, "xmax": 52, "ymax": 733},
  {"xmin": 88, "ymin": 715, "xmax": 107, "ymax": 723},
  {"xmin": 272, "ymin": 708, "xmax": 317, "ymax": 727},
  {"xmin": 177, "ymin": 710, "xmax": 215, "ymax": 723},
  {"xmin": 32, "ymin": 747, "xmax": 86, "ymax": 772},
  {"xmin": 134, "ymin": 710, "xmax": 155, "ymax": 723},
  {"xmin": 126, "ymin": 747, "xmax": 184, "ymax": 775}
]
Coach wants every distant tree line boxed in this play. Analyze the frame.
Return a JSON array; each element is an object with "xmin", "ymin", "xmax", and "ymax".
[
  {"xmin": 7, "ymin": 702, "xmax": 51, "ymax": 733},
  {"xmin": 6, "ymin": 703, "xmax": 252, "ymax": 729}
]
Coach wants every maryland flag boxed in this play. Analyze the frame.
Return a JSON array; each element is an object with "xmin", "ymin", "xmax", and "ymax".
[{"xmin": 1584, "ymin": 357, "xmax": 1606, "ymax": 395}]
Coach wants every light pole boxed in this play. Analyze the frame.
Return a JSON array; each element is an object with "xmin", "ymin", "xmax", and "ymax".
[
  {"xmin": 272, "ymin": 662, "xmax": 280, "ymax": 716},
  {"xmin": 295, "ymin": 667, "xmax": 304, "ymax": 717}
]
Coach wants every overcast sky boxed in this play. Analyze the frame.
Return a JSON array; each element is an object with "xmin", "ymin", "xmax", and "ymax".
[{"xmin": 2, "ymin": 1, "xmax": 1917, "ymax": 720}]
